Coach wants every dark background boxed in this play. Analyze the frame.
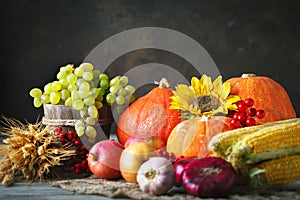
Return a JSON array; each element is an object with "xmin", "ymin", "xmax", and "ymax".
[{"xmin": 1, "ymin": 0, "xmax": 299, "ymax": 124}]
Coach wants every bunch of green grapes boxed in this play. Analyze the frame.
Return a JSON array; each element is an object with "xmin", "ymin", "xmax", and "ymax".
[
  {"xmin": 105, "ymin": 75, "xmax": 136, "ymax": 114},
  {"xmin": 29, "ymin": 63, "xmax": 102, "ymax": 140},
  {"xmin": 29, "ymin": 63, "xmax": 136, "ymax": 143}
]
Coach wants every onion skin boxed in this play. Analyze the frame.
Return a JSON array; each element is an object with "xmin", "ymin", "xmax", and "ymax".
[
  {"xmin": 181, "ymin": 157, "xmax": 237, "ymax": 198},
  {"xmin": 137, "ymin": 157, "xmax": 175, "ymax": 195},
  {"xmin": 173, "ymin": 156, "xmax": 198, "ymax": 186}
]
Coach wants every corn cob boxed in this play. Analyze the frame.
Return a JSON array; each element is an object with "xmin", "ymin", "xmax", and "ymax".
[
  {"xmin": 228, "ymin": 119, "xmax": 300, "ymax": 175},
  {"xmin": 209, "ymin": 118, "xmax": 300, "ymax": 158},
  {"xmin": 250, "ymin": 154, "xmax": 300, "ymax": 186}
]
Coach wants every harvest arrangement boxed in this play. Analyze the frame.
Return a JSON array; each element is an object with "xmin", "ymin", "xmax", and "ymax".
[{"xmin": 0, "ymin": 62, "xmax": 299, "ymax": 198}]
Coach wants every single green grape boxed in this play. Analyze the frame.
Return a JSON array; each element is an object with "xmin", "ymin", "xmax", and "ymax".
[
  {"xmin": 88, "ymin": 105, "xmax": 98, "ymax": 118},
  {"xmin": 116, "ymin": 95, "xmax": 125, "ymax": 105},
  {"xmin": 85, "ymin": 117, "xmax": 96, "ymax": 125},
  {"xmin": 75, "ymin": 119, "xmax": 85, "ymax": 129},
  {"xmin": 29, "ymin": 88, "xmax": 42, "ymax": 98},
  {"xmin": 99, "ymin": 73, "xmax": 109, "ymax": 81},
  {"xmin": 66, "ymin": 73, "xmax": 77, "ymax": 84},
  {"xmin": 56, "ymin": 71, "xmax": 67, "ymax": 80},
  {"xmin": 119, "ymin": 76, "xmax": 129, "ymax": 87},
  {"xmin": 84, "ymin": 95, "xmax": 95, "ymax": 106},
  {"xmin": 44, "ymin": 83, "xmax": 53, "ymax": 94},
  {"xmin": 80, "ymin": 106, "xmax": 88, "ymax": 118},
  {"xmin": 41, "ymin": 94, "xmax": 50, "ymax": 104},
  {"xmin": 67, "ymin": 84, "xmax": 77, "ymax": 92},
  {"xmin": 79, "ymin": 63, "xmax": 94, "ymax": 71},
  {"xmin": 89, "ymin": 88, "xmax": 99, "ymax": 99},
  {"xmin": 78, "ymin": 89, "xmax": 89, "ymax": 99},
  {"xmin": 82, "ymin": 71, "xmax": 93, "ymax": 81},
  {"xmin": 100, "ymin": 79, "xmax": 109, "ymax": 89},
  {"xmin": 117, "ymin": 88, "xmax": 127, "ymax": 96},
  {"xmin": 125, "ymin": 85, "xmax": 135, "ymax": 94},
  {"xmin": 52, "ymin": 81, "xmax": 62, "ymax": 91},
  {"xmin": 60, "ymin": 64, "xmax": 74, "ymax": 74},
  {"xmin": 73, "ymin": 99, "xmax": 84, "ymax": 110},
  {"xmin": 98, "ymin": 87, "xmax": 106, "ymax": 96},
  {"xmin": 96, "ymin": 94, "xmax": 103, "ymax": 101},
  {"xmin": 33, "ymin": 97, "xmax": 43, "ymax": 108},
  {"xmin": 106, "ymin": 93, "xmax": 116, "ymax": 104},
  {"xmin": 74, "ymin": 67, "xmax": 84, "ymax": 77},
  {"xmin": 76, "ymin": 78, "xmax": 86, "ymax": 87},
  {"xmin": 59, "ymin": 78, "xmax": 68, "ymax": 86},
  {"xmin": 75, "ymin": 125, "xmax": 85, "ymax": 137},
  {"xmin": 79, "ymin": 81, "xmax": 90, "ymax": 92},
  {"xmin": 85, "ymin": 125, "xmax": 97, "ymax": 138},
  {"xmin": 95, "ymin": 101, "xmax": 103, "ymax": 109},
  {"xmin": 92, "ymin": 70, "xmax": 101, "ymax": 80},
  {"xmin": 71, "ymin": 90, "xmax": 80, "ymax": 100},
  {"xmin": 110, "ymin": 75, "xmax": 120, "ymax": 86},
  {"xmin": 109, "ymin": 84, "xmax": 122, "ymax": 94},
  {"xmin": 50, "ymin": 91, "xmax": 61, "ymax": 104},
  {"xmin": 61, "ymin": 89, "xmax": 70, "ymax": 101},
  {"xmin": 65, "ymin": 97, "xmax": 73, "ymax": 106}
]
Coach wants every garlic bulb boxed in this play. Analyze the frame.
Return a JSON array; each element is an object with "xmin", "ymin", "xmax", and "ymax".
[{"xmin": 137, "ymin": 157, "xmax": 175, "ymax": 195}]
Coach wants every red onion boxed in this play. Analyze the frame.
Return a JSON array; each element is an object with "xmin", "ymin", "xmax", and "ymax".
[
  {"xmin": 181, "ymin": 157, "xmax": 237, "ymax": 198},
  {"xmin": 173, "ymin": 156, "xmax": 197, "ymax": 186}
]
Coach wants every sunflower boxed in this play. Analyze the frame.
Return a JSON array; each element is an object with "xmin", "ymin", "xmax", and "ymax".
[{"xmin": 170, "ymin": 74, "xmax": 240, "ymax": 118}]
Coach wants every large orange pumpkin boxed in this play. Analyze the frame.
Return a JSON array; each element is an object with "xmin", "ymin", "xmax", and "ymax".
[
  {"xmin": 166, "ymin": 116, "xmax": 232, "ymax": 158},
  {"xmin": 225, "ymin": 74, "xmax": 296, "ymax": 123},
  {"xmin": 116, "ymin": 78, "xmax": 181, "ymax": 145}
]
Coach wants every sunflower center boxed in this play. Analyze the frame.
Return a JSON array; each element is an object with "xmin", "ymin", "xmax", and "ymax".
[{"xmin": 192, "ymin": 95, "xmax": 221, "ymax": 112}]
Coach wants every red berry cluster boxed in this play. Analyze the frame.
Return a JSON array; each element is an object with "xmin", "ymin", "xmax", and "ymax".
[
  {"xmin": 230, "ymin": 98, "xmax": 265, "ymax": 128},
  {"xmin": 54, "ymin": 127, "xmax": 91, "ymax": 175},
  {"xmin": 156, "ymin": 147, "xmax": 176, "ymax": 163}
]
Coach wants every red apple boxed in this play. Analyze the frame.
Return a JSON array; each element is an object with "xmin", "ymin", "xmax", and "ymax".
[
  {"xmin": 88, "ymin": 139, "xmax": 124, "ymax": 179},
  {"xmin": 124, "ymin": 135, "xmax": 166, "ymax": 150}
]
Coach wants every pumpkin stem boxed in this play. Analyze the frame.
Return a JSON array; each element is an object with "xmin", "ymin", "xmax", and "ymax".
[
  {"xmin": 241, "ymin": 73, "xmax": 256, "ymax": 78},
  {"xmin": 154, "ymin": 78, "xmax": 170, "ymax": 88}
]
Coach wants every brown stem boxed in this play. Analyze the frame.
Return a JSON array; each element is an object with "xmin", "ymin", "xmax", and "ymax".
[
  {"xmin": 89, "ymin": 152, "xmax": 98, "ymax": 161},
  {"xmin": 154, "ymin": 78, "xmax": 170, "ymax": 88},
  {"xmin": 241, "ymin": 73, "xmax": 256, "ymax": 78}
]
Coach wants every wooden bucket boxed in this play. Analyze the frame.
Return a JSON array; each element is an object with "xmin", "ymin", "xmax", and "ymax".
[{"xmin": 42, "ymin": 104, "xmax": 114, "ymax": 139}]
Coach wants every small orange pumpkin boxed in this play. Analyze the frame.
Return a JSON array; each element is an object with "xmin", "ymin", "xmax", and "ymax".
[
  {"xmin": 166, "ymin": 116, "xmax": 232, "ymax": 158},
  {"xmin": 116, "ymin": 78, "xmax": 181, "ymax": 145},
  {"xmin": 225, "ymin": 74, "xmax": 296, "ymax": 123}
]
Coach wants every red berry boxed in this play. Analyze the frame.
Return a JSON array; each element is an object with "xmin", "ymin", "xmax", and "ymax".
[
  {"xmin": 247, "ymin": 108, "xmax": 257, "ymax": 117},
  {"xmin": 67, "ymin": 134, "xmax": 73, "ymax": 141},
  {"xmin": 237, "ymin": 101, "xmax": 248, "ymax": 112},
  {"xmin": 230, "ymin": 118, "xmax": 242, "ymax": 128},
  {"xmin": 80, "ymin": 145, "xmax": 86, "ymax": 151},
  {"xmin": 237, "ymin": 112, "xmax": 247, "ymax": 123},
  {"xmin": 233, "ymin": 112, "xmax": 239, "ymax": 119},
  {"xmin": 75, "ymin": 168, "xmax": 81, "ymax": 174},
  {"xmin": 246, "ymin": 117, "xmax": 256, "ymax": 126},
  {"xmin": 56, "ymin": 127, "xmax": 62, "ymax": 132},
  {"xmin": 244, "ymin": 98, "xmax": 254, "ymax": 107},
  {"xmin": 256, "ymin": 109, "xmax": 265, "ymax": 119},
  {"xmin": 70, "ymin": 166, "xmax": 75, "ymax": 172},
  {"xmin": 60, "ymin": 131, "xmax": 67, "ymax": 138},
  {"xmin": 59, "ymin": 137, "xmax": 66, "ymax": 144},
  {"xmin": 74, "ymin": 140, "xmax": 81, "ymax": 146}
]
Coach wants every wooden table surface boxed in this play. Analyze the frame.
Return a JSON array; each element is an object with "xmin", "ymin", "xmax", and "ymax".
[{"xmin": 0, "ymin": 182, "xmax": 127, "ymax": 200}]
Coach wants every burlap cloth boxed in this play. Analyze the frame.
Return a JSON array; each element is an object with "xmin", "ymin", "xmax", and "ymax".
[{"xmin": 50, "ymin": 175, "xmax": 300, "ymax": 199}]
